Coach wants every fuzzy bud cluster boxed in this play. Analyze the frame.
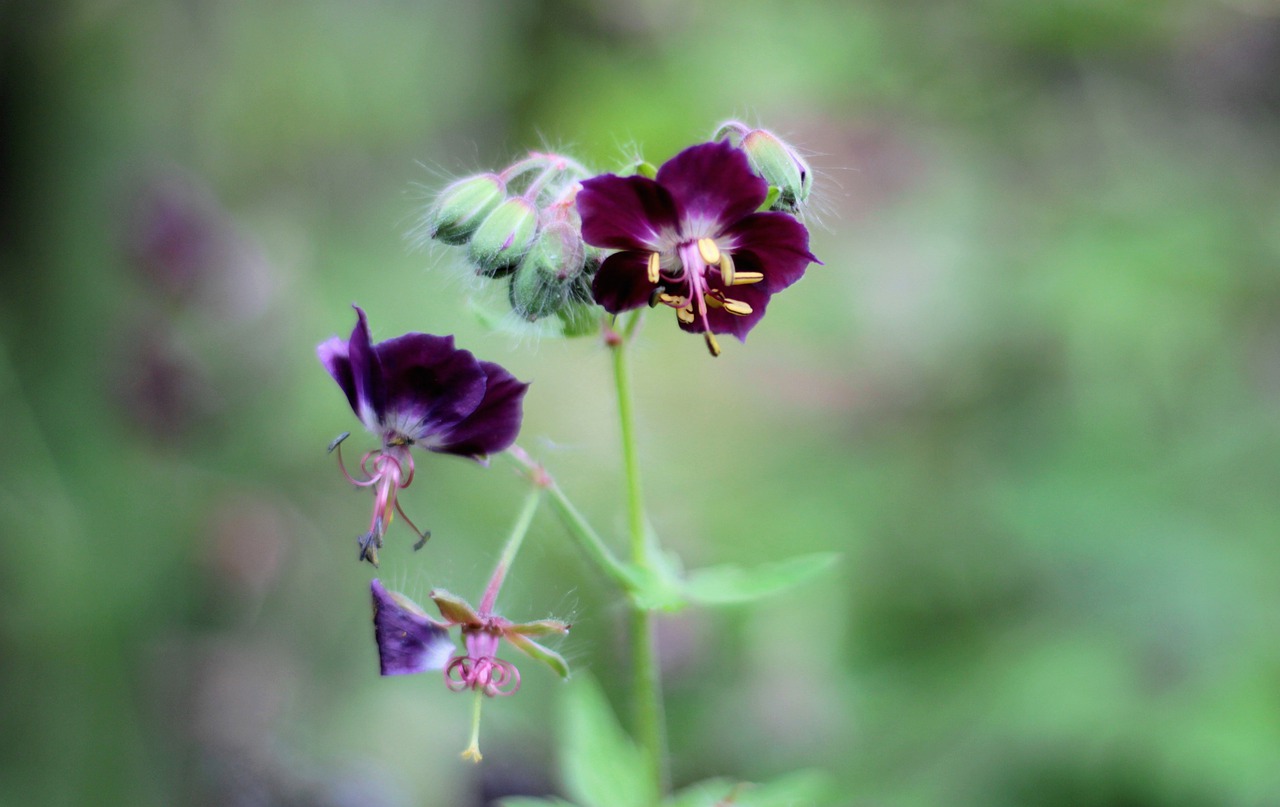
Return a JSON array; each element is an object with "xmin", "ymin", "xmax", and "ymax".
[{"xmin": 422, "ymin": 152, "xmax": 600, "ymax": 335}]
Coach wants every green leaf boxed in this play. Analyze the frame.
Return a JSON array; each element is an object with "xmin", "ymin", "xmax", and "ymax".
[
  {"xmin": 560, "ymin": 675, "xmax": 658, "ymax": 807},
  {"xmin": 733, "ymin": 770, "xmax": 836, "ymax": 806},
  {"xmin": 663, "ymin": 771, "xmax": 836, "ymax": 807},
  {"xmin": 758, "ymin": 185, "xmax": 781, "ymax": 212},
  {"xmin": 682, "ymin": 553, "xmax": 839, "ymax": 606},
  {"xmin": 664, "ymin": 777, "xmax": 736, "ymax": 807},
  {"xmin": 624, "ymin": 524, "xmax": 687, "ymax": 612},
  {"xmin": 624, "ymin": 561, "xmax": 687, "ymax": 612}
]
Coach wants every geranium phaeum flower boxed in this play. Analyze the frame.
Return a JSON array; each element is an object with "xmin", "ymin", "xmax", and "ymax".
[
  {"xmin": 577, "ymin": 140, "xmax": 819, "ymax": 356},
  {"xmin": 318, "ymin": 306, "xmax": 528, "ymax": 564}
]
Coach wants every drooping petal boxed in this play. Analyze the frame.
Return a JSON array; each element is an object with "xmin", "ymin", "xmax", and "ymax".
[
  {"xmin": 656, "ymin": 141, "xmax": 768, "ymax": 234},
  {"xmin": 316, "ymin": 336, "xmax": 357, "ymax": 414},
  {"xmin": 373, "ymin": 333, "xmax": 488, "ymax": 443},
  {"xmin": 591, "ymin": 250, "xmax": 660, "ymax": 314},
  {"xmin": 719, "ymin": 212, "xmax": 818, "ymax": 294},
  {"xmin": 347, "ymin": 306, "xmax": 387, "ymax": 431},
  {"xmin": 680, "ymin": 278, "xmax": 771, "ymax": 341},
  {"xmin": 577, "ymin": 174, "xmax": 679, "ymax": 251},
  {"xmin": 371, "ymin": 580, "xmax": 454, "ymax": 676},
  {"xmin": 425, "ymin": 360, "xmax": 528, "ymax": 462}
]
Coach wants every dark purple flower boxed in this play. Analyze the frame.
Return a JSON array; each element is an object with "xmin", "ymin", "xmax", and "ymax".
[
  {"xmin": 577, "ymin": 140, "xmax": 819, "ymax": 356},
  {"xmin": 318, "ymin": 306, "xmax": 529, "ymax": 564},
  {"xmin": 371, "ymin": 579, "xmax": 454, "ymax": 675}
]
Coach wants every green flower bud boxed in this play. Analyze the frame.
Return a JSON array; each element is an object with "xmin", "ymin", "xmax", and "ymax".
[
  {"xmin": 469, "ymin": 197, "xmax": 538, "ymax": 277},
  {"xmin": 508, "ymin": 222, "xmax": 584, "ymax": 321},
  {"xmin": 426, "ymin": 173, "xmax": 506, "ymax": 245},
  {"xmin": 741, "ymin": 129, "xmax": 812, "ymax": 213}
]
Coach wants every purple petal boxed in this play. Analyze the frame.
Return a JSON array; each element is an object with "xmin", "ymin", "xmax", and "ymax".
[
  {"xmin": 347, "ymin": 306, "xmax": 387, "ymax": 430},
  {"xmin": 679, "ymin": 279, "xmax": 772, "ymax": 341},
  {"xmin": 721, "ymin": 212, "xmax": 818, "ymax": 294},
  {"xmin": 591, "ymin": 250, "xmax": 659, "ymax": 314},
  {"xmin": 656, "ymin": 141, "xmax": 768, "ymax": 233},
  {"xmin": 373, "ymin": 333, "xmax": 488, "ymax": 443},
  {"xmin": 371, "ymin": 579, "xmax": 454, "ymax": 676},
  {"xmin": 427, "ymin": 360, "xmax": 529, "ymax": 461},
  {"xmin": 317, "ymin": 335, "xmax": 357, "ymax": 414},
  {"xmin": 577, "ymin": 174, "xmax": 679, "ymax": 251}
]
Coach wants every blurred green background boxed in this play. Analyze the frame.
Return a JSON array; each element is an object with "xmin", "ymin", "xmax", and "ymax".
[{"xmin": 3, "ymin": 1, "xmax": 1280, "ymax": 805}]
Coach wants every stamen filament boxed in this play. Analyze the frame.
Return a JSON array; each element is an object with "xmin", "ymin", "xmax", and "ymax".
[{"xmin": 333, "ymin": 443, "xmax": 376, "ymax": 487}]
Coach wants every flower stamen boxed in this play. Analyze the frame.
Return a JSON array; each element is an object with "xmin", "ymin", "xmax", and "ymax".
[
  {"xmin": 697, "ymin": 237, "xmax": 721, "ymax": 266},
  {"xmin": 721, "ymin": 298, "xmax": 753, "ymax": 317},
  {"xmin": 718, "ymin": 249, "xmax": 735, "ymax": 285},
  {"xmin": 731, "ymin": 271, "xmax": 763, "ymax": 285},
  {"xmin": 647, "ymin": 251, "xmax": 661, "ymax": 284},
  {"xmin": 704, "ymin": 332, "xmax": 721, "ymax": 357}
]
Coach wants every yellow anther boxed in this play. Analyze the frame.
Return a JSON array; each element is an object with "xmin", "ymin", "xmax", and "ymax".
[
  {"xmin": 722, "ymin": 298, "xmax": 754, "ymax": 317},
  {"xmin": 646, "ymin": 252, "xmax": 661, "ymax": 284},
  {"xmin": 658, "ymin": 293, "xmax": 686, "ymax": 306},
  {"xmin": 704, "ymin": 331, "xmax": 721, "ymax": 357},
  {"xmin": 704, "ymin": 294, "xmax": 723, "ymax": 309},
  {"xmin": 731, "ymin": 271, "xmax": 764, "ymax": 285},
  {"xmin": 718, "ymin": 250, "xmax": 735, "ymax": 285},
  {"xmin": 697, "ymin": 237, "xmax": 721, "ymax": 266},
  {"xmin": 676, "ymin": 307, "xmax": 695, "ymax": 325}
]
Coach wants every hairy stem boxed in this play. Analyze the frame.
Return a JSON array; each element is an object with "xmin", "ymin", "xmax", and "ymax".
[
  {"xmin": 610, "ymin": 311, "xmax": 668, "ymax": 793},
  {"xmin": 480, "ymin": 488, "xmax": 543, "ymax": 613},
  {"xmin": 504, "ymin": 448, "xmax": 632, "ymax": 591}
]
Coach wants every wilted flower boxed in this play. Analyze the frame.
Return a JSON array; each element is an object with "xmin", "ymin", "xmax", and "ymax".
[
  {"xmin": 369, "ymin": 580, "xmax": 570, "ymax": 763},
  {"xmin": 317, "ymin": 306, "xmax": 529, "ymax": 564},
  {"xmin": 429, "ymin": 588, "xmax": 570, "ymax": 697},
  {"xmin": 577, "ymin": 140, "xmax": 818, "ymax": 356}
]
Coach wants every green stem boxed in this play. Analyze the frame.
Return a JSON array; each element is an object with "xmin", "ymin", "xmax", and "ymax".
[
  {"xmin": 610, "ymin": 311, "xmax": 668, "ymax": 793},
  {"xmin": 480, "ymin": 488, "xmax": 543, "ymax": 613},
  {"xmin": 503, "ymin": 449, "xmax": 632, "ymax": 591}
]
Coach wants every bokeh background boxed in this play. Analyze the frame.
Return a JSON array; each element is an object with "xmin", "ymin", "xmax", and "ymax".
[{"xmin": 3, "ymin": 1, "xmax": 1280, "ymax": 805}]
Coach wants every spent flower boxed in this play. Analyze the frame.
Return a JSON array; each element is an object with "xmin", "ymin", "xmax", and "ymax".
[
  {"xmin": 577, "ymin": 140, "xmax": 819, "ymax": 356},
  {"xmin": 317, "ymin": 305, "xmax": 529, "ymax": 564}
]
